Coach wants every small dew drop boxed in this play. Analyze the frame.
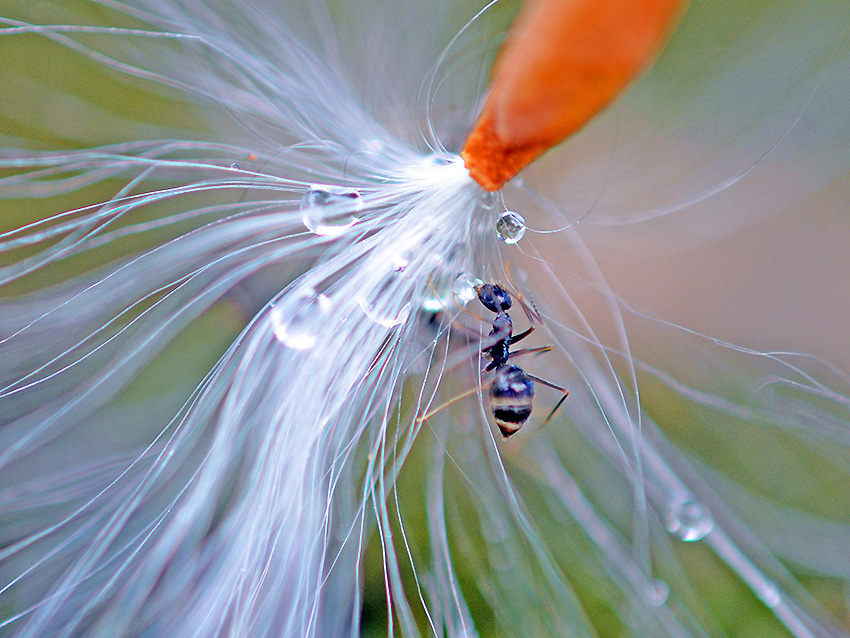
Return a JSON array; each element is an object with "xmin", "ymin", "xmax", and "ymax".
[
  {"xmin": 270, "ymin": 287, "xmax": 333, "ymax": 350},
  {"xmin": 496, "ymin": 211, "xmax": 526, "ymax": 244},
  {"xmin": 300, "ymin": 184, "xmax": 363, "ymax": 236},
  {"xmin": 452, "ymin": 273, "xmax": 483, "ymax": 305},
  {"xmin": 650, "ymin": 579, "xmax": 670, "ymax": 606},
  {"xmin": 665, "ymin": 497, "xmax": 714, "ymax": 542},
  {"xmin": 229, "ymin": 163, "xmax": 239, "ymax": 170},
  {"xmin": 759, "ymin": 583, "xmax": 782, "ymax": 608},
  {"xmin": 480, "ymin": 191, "xmax": 498, "ymax": 210},
  {"xmin": 421, "ymin": 272, "xmax": 482, "ymax": 313}
]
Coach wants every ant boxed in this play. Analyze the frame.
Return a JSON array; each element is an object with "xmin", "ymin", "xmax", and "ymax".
[{"xmin": 419, "ymin": 279, "xmax": 569, "ymax": 438}]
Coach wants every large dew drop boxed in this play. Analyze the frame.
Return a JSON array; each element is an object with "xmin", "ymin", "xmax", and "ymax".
[
  {"xmin": 270, "ymin": 286, "xmax": 333, "ymax": 350},
  {"xmin": 665, "ymin": 497, "xmax": 714, "ymax": 542},
  {"xmin": 495, "ymin": 210, "xmax": 526, "ymax": 244},
  {"xmin": 300, "ymin": 184, "xmax": 363, "ymax": 236},
  {"xmin": 358, "ymin": 270, "xmax": 411, "ymax": 328}
]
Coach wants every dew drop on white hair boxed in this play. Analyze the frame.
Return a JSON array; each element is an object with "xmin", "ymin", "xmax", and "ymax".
[
  {"xmin": 665, "ymin": 497, "xmax": 715, "ymax": 542},
  {"xmin": 451, "ymin": 272, "xmax": 483, "ymax": 305},
  {"xmin": 358, "ymin": 268, "xmax": 413, "ymax": 328},
  {"xmin": 650, "ymin": 579, "xmax": 670, "ymax": 606},
  {"xmin": 496, "ymin": 210, "xmax": 526, "ymax": 244},
  {"xmin": 422, "ymin": 272, "xmax": 482, "ymax": 312},
  {"xmin": 270, "ymin": 287, "xmax": 334, "ymax": 350},
  {"xmin": 300, "ymin": 185, "xmax": 363, "ymax": 236},
  {"xmin": 759, "ymin": 583, "xmax": 782, "ymax": 608}
]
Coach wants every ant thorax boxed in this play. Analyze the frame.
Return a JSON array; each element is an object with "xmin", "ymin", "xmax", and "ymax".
[
  {"xmin": 490, "ymin": 312, "xmax": 512, "ymax": 338},
  {"xmin": 485, "ymin": 313, "xmax": 513, "ymax": 367}
]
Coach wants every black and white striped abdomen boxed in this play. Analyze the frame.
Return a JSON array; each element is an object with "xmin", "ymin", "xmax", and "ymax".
[{"xmin": 489, "ymin": 365, "xmax": 534, "ymax": 438}]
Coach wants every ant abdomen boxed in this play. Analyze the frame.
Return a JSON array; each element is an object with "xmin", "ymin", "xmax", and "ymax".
[{"xmin": 489, "ymin": 364, "xmax": 535, "ymax": 438}]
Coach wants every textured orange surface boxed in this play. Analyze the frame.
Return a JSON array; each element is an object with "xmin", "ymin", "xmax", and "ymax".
[{"xmin": 462, "ymin": 0, "xmax": 684, "ymax": 191}]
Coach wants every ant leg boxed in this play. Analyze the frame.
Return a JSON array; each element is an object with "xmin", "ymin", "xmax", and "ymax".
[
  {"xmin": 508, "ymin": 345, "xmax": 553, "ymax": 359},
  {"xmin": 525, "ymin": 373, "xmax": 569, "ymax": 424},
  {"xmin": 508, "ymin": 325, "xmax": 535, "ymax": 346},
  {"xmin": 527, "ymin": 373, "xmax": 568, "ymax": 393},
  {"xmin": 416, "ymin": 378, "xmax": 495, "ymax": 423},
  {"xmin": 487, "ymin": 346, "xmax": 550, "ymax": 372},
  {"xmin": 542, "ymin": 394, "xmax": 569, "ymax": 425}
]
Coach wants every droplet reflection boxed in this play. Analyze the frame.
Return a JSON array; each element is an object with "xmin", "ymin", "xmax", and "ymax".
[
  {"xmin": 496, "ymin": 210, "xmax": 526, "ymax": 244},
  {"xmin": 300, "ymin": 184, "xmax": 363, "ymax": 236},
  {"xmin": 270, "ymin": 287, "xmax": 333, "ymax": 350},
  {"xmin": 665, "ymin": 497, "xmax": 714, "ymax": 542}
]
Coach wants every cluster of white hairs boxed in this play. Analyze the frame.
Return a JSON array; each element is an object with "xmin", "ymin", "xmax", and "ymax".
[{"xmin": 1, "ymin": 0, "xmax": 850, "ymax": 636}]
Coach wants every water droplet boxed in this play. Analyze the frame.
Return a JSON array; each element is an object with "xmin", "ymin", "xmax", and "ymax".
[
  {"xmin": 496, "ymin": 211, "xmax": 526, "ymax": 244},
  {"xmin": 650, "ymin": 579, "xmax": 670, "ymax": 606},
  {"xmin": 300, "ymin": 185, "xmax": 363, "ymax": 236},
  {"xmin": 480, "ymin": 191, "xmax": 498, "ymax": 210},
  {"xmin": 421, "ymin": 272, "xmax": 481, "ymax": 313},
  {"xmin": 665, "ymin": 498, "xmax": 714, "ymax": 542},
  {"xmin": 270, "ymin": 287, "xmax": 333, "ymax": 350},
  {"xmin": 359, "ymin": 271, "xmax": 411, "ymax": 327},
  {"xmin": 452, "ymin": 273, "xmax": 483, "ymax": 305},
  {"xmin": 759, "ymin": 583, "xmax": 781, "ymax": 607},
  {"xmin": 229, "ymin": 163, "xmax": 239, "ymax": 170}
]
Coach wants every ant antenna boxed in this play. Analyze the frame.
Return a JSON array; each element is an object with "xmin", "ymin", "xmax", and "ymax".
[{"xmin": 504, "ymin": 261, "xmax": 544, "ymax": 325}]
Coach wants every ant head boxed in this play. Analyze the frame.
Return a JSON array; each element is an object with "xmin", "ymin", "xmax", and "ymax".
[{"xmin": 476, "ymin": 283, "xmax": 512, "ymax": 312}]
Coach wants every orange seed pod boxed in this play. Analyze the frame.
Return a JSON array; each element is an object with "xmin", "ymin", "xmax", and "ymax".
[{"xmin": 462, "ymin": 0, "xmax": 685, "ymax": 191}]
